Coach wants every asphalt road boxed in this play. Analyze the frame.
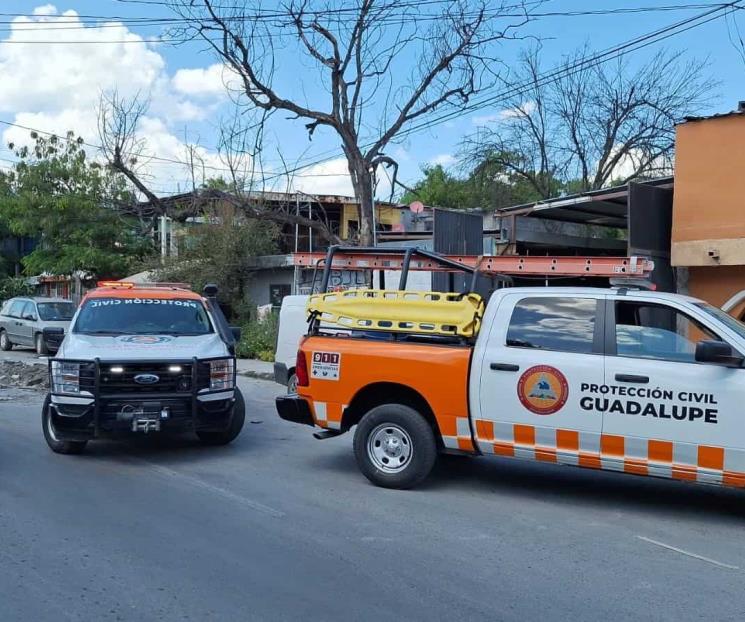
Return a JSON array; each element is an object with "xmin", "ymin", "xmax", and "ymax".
[{"xmin": 3, "ymin": 377, "xmax": 745, "ymax": 621}]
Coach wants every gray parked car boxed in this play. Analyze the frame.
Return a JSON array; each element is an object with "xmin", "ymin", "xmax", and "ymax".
[{"xmin": 0, "ymin": 297, "xmax": 76, "ymax": 354}]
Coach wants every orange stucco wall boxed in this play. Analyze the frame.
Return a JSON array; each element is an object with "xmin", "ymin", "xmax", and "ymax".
[
  {"xmin": 687, "ymin": 265, "xmax": 745, "ymax": 319},
  {"xmin": 673, "ymin": 114, "xmax": 745, "ymax": 243}
]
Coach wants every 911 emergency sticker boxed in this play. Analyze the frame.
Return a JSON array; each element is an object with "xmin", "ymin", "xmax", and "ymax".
[
  {"xmin": 311, "ymin": 351, "xmax": 341, "ymax": 381},
  {"xmin": 517, "ymin": 365, "xmax": 569, "ymax": 415}
]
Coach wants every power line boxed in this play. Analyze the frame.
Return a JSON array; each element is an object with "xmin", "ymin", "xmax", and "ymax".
[
  {"xmin": 257, "ymin": 0, "xmax": 743, "ymax": 183},
  {"xmin": 0, "ymin": 2, "xmax": 738, "ymax": 186},
  {"xmin": 0, "ymin": 3, "xmax": 730, "ymax": 41}
]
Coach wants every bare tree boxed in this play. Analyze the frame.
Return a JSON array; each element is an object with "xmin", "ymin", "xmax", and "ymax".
[
  {"xmin": 97, "ymin": 91, "xmax": 343, "ymax": 244},
  {"xmin": 461, "ymin": 47, "xmax": 716, "ymax": 199},
  {"xmin": 168, "ymin": 0, "xmax": 537, "ymax": 244}
]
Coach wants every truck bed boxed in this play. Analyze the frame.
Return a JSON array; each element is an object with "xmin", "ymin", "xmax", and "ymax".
[{"xmin": 297, "ymin": 334, "xmax": 474, "ymax": 449}]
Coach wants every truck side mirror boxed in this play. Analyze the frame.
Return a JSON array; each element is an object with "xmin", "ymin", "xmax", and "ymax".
[
  {"xmin": 695, "ymin": 340, "xmax": 744, "ymax": 367},
  {"xmin": 42, "ymin": 327, "xmax": 65, "ymax": 352},
  {"xmin": 230, "ymin": 326, "xmax": 242, "ymax": 342},
  {"xmin": 203, "ymin": 283, "xmax": 218, "ymax": 299}
]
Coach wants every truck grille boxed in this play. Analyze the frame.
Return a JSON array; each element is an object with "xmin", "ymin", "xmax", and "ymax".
[{"xmin": 99, "ymin": 362, "xmax": 195, "ymax": 394}]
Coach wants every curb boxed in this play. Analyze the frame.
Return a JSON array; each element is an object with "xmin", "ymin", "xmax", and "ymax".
[{"xmin": 238, "ymin": 370, "xmax": 275, "ymax": 382}]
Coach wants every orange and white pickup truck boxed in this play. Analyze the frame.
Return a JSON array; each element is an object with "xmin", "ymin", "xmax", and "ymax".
[{"xmin": 276, "ymin": 248, "xmax": 745, "ymax": 490}]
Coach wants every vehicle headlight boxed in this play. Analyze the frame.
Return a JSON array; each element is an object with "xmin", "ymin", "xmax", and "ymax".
[
  {"xmin": 51, "ymin": 361, "xmax": 80, "ymax": 394},
  {"xmin": 209, "ymin": 358, "xmax": 234, "ymax": 391}
]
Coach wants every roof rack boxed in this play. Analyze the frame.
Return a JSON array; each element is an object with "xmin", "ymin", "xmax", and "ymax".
[{"xmin": 294, "ymin": 246, "xmax": 655, "ymax": 293}]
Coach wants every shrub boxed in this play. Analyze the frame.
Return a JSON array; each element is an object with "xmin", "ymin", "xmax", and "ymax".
[
  {"xmin": 235, "ymin": 312, "xmax": 279, "ymax": 360},
  {"xmin": 0, "ymin": 277, "xmax": 34, "ymax": 302}
]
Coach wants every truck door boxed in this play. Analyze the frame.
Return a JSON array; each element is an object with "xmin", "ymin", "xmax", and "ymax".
[
  {"xmin": 474, "ymin": 293, "xmax": 605, "ymax": 465},
  {"xmin": 602, "ymin": 297, "xmax": 745, "ymax": 483}
]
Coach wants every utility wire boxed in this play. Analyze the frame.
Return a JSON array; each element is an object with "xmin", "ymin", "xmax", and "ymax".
[{"xmin": 0, "ymin": 2, "xmax": 738, "ymax": 184}]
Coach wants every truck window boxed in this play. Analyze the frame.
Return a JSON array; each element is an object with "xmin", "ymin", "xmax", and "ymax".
[
  {"xmin": 506, "ymin": 297, "xmax": 596, "ymax": 354},
  {"xmin": 614, "ymin": 301, "xmax": 719, "ymax": 363}
]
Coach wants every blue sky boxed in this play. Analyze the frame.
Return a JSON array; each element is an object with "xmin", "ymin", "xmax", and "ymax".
[{"xmin": 0, "ymin": 1, "xmax": 743, "ymax": 199}]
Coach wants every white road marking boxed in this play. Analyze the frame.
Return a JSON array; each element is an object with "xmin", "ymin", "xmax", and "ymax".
[
  {"xmin": 636, "ymin": 536, "xmax": 739, "ymax": 570},
  {"xmin": 140, "ymin": 460, "xmax": 285, "ymax": 518}
]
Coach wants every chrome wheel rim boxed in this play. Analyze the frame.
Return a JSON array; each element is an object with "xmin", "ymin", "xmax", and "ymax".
[
  {"xmin": 367, "ymin": 423, "xmax": 413, "ymax": 473},
  {"xmin": 1, "ymin": 333, "xmax": 8, "ymax": 348},
  {"xmin": 287, "ymin": 374, "xmax": 298, "ymax": 394}
]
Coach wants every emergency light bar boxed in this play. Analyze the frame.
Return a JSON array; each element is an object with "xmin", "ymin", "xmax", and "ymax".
[{"xmin": 96, "ymin": 281, "xmax": 193, "ymax": 290}]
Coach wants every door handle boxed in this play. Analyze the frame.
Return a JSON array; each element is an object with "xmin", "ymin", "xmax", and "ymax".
[
  {"xmin": 490, "ymin": 363, "xmax": 520, "ymax": 372},
  {"xmin": 615, "ymin": 373, "xmax": 649, "ymax": 384}
]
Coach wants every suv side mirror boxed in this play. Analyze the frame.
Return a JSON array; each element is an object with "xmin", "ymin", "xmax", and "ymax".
[
  {"xmin": 42, "ymin": 327, "xmax": 65, "ymax": 351},
  {"xmin": 23, "ymin": 313, "xmax": 36, "ymax": 321},
  {"xmin": 230, "ymin": 326, "xmax": 242, "ymax": 342},
  {"xmin": 695, "ymin": 340, "xmax": 744, "ymax": 367}
]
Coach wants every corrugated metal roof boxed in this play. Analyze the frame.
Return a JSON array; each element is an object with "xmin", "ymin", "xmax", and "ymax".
[
  {"xmin": 681, "ymin": 104, "xmax": 745, "ymax": 123},
  {"xmin": 492, "ymin": 176, "xmax": 673, "ymax": 227}
]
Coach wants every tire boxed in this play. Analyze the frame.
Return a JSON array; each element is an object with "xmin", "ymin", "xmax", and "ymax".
[
  {"xmin": 196, "ymin": 388, "xmax": 246, "ymax": 446},
  {"xmin": 286, "ymin": 373, "xmax": 298, "ymax": 395},
  {"xmin": 35, "ymin": 333, "xmax": 48, "ymax": 356},
  {"xmin": 0, "ymin": 330, "xmax": 13, "ymax": 351},
  {"xmin": 41, "ymin": 395, "xmax": 87, "ymax": 455},
  {"xmin": 353, "ymin": 403, "xmax": 437, "ymax": 489}
]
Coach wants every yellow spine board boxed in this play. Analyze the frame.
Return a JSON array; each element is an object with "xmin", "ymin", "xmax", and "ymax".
[{"xmin": 306, "ymin": 289, "xmax": 485, "ymax": 337}]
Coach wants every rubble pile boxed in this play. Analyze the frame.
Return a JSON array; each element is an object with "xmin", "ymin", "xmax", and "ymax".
[{"xmin": 0, "ymin": 362, "xmax": 49, "ymax": 390}]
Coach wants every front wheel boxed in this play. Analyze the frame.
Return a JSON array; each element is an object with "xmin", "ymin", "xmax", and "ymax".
[
  {"xmin": 35, "ymin": 333, "xmax": 48, "ymax": 356},
  {"xmin": 41, "ymin": 395, "xmax": 87, "ymax": 455},
  {"xmin": 353, "ymin": 404, "xmax": 437, "ymax": 489},
  {"xmin": 0, "ymin": 330, "xmax": 12, "ymax": 351},
  {"xmin": 196, "ymin": 388, "xmax": 245, "ymax": 445}
]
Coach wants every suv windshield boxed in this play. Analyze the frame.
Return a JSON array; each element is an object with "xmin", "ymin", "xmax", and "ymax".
[
  {"xmin": 74, "ymin": 297, "xmax": 213, "ymax": 336},
  {"xmin": 38, "ymin": 302, "xmax": 75, "ymax": 321}
]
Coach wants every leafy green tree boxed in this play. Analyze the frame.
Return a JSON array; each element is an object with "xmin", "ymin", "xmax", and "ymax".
[
  {"xmin": 0, "ymin": 132, "xmax": 151, "ymax": 279},
  {"xmin": 402, "ymin": 159, "xmax": 547, "ymax": 210},
  {"xmin": 401, "ymin": 165, "xmax": 471, "ymax": 210},
  {"xmin": 156, "ymin": 201, "xmax": 278, "ymax": 321}
]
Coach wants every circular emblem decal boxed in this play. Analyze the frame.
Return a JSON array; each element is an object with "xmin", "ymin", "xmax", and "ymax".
[
  {"xmin": 517, "ymin": 365, "xmax": 569, "ymax": 415},
  {"xmin": 119, "ymin": 335, "xmax": 173, "ymax": 344}
]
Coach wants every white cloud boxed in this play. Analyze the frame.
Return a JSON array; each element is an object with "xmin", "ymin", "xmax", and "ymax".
[
  {"xmin": 3, "ymin": 109, "xmax": 97, "ymax": 149},
  {"xmin": 0, "ymin": 5, "xmax": 237, "ymax": 194},
  {"xmin": 428, "ymin": 153, "xmax": 455, "ymax": 167},
  {"xmin": 472, "ymin": 101, "xmax": 537, "ymax": 125},
  {"xmin": 33, "ymin": 4, "xmax": 57, "ymax": 16},
  {"xmin": 172, "ymin": 63, "xmax": 238, "ymax": 99},
  {"xmin": 289, "ymin": 158, "xmax": 354, "ymax": 197},
  {"xmin": 0, "ymin": 11, "xmax": 165, "ymax": 114}
]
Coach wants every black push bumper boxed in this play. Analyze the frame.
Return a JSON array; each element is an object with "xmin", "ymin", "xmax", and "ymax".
[
  {"xmin": 276, "ymin": 395, "xmax": 314, "ymax": 427},
  {"xmin": 48, "ymin": 356, "xmax": 238, "ymax": 440}
]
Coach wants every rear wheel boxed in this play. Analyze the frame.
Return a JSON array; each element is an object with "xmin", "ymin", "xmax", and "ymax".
[
  {"xmin": 35, "ymin": 333, "xmax": 48, "ymax": 356},
  {"xmin": 41, "ymin": 395, "xmax": 87, "ymax": 455},
  {"xmin": 0, "ymin": 330, "xmax": 12, "ymax": 351},
  {"xmin": 353, "ymin": 403, "xmax": 437, "ymax": 489},
  {"xmin": 196, "ymin": 388, "xmax": 246, "ymax": 445},
  {"xmin": 286, "ymin": 373, "xmax": 298, "ymax": 394}
]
